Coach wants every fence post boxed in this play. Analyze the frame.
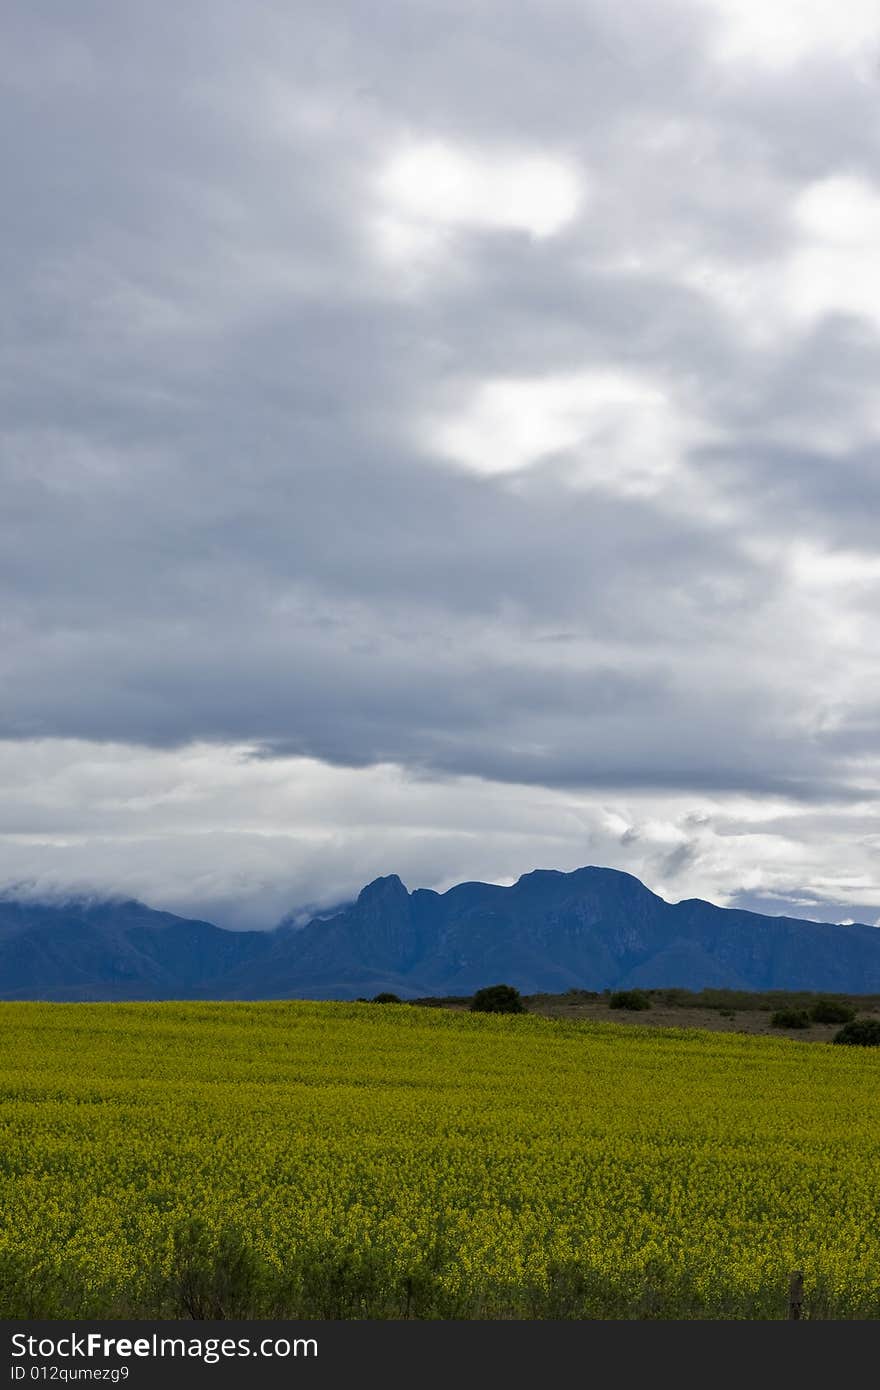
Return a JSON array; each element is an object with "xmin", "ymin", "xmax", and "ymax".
[{"xmin": 788, "ymin": 1270, "xmax": 804, "ymax": 1320}]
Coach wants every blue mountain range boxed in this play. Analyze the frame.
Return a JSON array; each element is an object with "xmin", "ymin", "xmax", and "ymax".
[{"xmin": 2, "ymin": 865, "xmax": 880, "ymax": 1000}]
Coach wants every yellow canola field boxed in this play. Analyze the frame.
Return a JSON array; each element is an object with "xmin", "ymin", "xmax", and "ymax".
[{"xmin": 1, "ymin": 1000, "xmax": 878, "ymax": 1318}]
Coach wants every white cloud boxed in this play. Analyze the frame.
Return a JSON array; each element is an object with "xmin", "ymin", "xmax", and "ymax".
[
  {"xmin": 789, "ymin": 176, "xmax": 880, "ymax": 329},
  {"xmin": 788, "ymin": 542, "xmax": 880, "ymax": 591},
  {"xmin": 651, "ymin": 176, "xmax": 880, "ymax": 352},
  {"xmin": 696, "ymin": 0, "xmax": 880, "ymax": 70},
  {"xmin": 421, "ymin": 369, "xmax": 702, "ymax": 492},
  {"xmin": 0, "ymin": 738, "xmax": 878, "ymax": 929},
  {"xmin": 373, "ymin": 139, "xmax": 582, "ymax": 267}
]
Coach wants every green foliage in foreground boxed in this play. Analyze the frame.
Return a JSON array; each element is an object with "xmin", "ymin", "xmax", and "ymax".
[
  {"xmin": 810, "ymin": 1000, "xmax": 856, "ymax": 1025},
  {"xmin": 771, "ymin": 1008, "xmax": 811, "ymax": 1030},
  {"xmin": 609, "ymin": 990, "xmax": 652, "ymax": 1011},
  {"xmin": 469, "ymin": 984, "xmax": 525, "ymax": 1014},
  {"xmin": 0, "ymin": 1001, "xmax": 879, "ymax": 1319},
  {"xmin": 834, "ymin": 1019, "xmax": 880, "ymax": 1047}
]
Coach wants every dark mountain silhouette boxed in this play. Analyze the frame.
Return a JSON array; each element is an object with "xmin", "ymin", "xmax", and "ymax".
[
  {"xmin": 2, "ymin": 866, "xmax": 880, "ymax": 1000},
  {"xmin": 0, "ymin": 898, "xmax": 271, "ymax": 1001}
]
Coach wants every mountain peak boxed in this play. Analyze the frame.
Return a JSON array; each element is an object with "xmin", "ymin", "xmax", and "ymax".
[
  {"xmin": 514, "ymin": 864, "xmax": 659, "ymax": 896},
  {"xmin": 515, "ymin": 868, "xmax": 564, "ymax": 886},
  {"xmin": 356, "ymin": 874, "xmax": 409, "ymax": 907},
  {"xmin": 3, "ymin": 865, "xmax": 880, "ymax": 1001}
]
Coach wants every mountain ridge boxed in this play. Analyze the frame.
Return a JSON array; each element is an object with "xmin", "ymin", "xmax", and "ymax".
[{"xmin": 2, "ymin": 865, "xmax": 879, "ymax": 1000}]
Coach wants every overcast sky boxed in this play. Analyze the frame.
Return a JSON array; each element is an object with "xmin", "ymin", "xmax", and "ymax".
[{"xmin": 3, "ymin": 0, "xmax": 880, "ymax": 928}]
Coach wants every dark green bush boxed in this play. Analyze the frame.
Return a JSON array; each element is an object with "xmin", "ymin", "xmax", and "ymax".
[
  {"xmin": 833, "ymin": 1019, "xmax": 880, "ymax": 1047},
  {"xmin": 159, "ymin": 1218, "xmax": 266, "ymax": 1319},
  {"xmin": 470, "ymin": 984, "xmax": 526, "ymax": 1014},
  {"xmin": 609, "ymin": 990, "xmax": 651, "ymax": 1011},
  {"xmin": 809, "ymin": 999, "xmax": 856, "ymax": 1024},
  {"xmin": 372, "ymin": 992, "xmax": 402, "ymax": 1004},
  {"xmin": 770, "ymin": 1008, "xmax": 811, "ymax": 1029}
]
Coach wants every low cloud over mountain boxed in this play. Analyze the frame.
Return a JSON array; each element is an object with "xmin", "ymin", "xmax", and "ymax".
[{"xmin": 3, "ymin": 865, "xmax": 879, "ymax": 1001}]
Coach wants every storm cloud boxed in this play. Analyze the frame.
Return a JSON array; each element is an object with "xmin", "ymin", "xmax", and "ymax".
[{"xmin": 2, "ymin": 0, "xmax": 880, "ymax": 924}]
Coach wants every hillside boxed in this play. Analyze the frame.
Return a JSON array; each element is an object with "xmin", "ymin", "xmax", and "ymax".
[{"xmin": 2, "ymin": 865, "xmax": 880, "ymax": 999}]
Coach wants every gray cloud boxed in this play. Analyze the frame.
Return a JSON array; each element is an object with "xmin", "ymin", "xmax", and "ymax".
[{"xmin": 2, "ymin": 0, "xmax": 880, "ymax": 918}]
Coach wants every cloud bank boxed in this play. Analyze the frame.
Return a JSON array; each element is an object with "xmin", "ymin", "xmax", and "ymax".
[{"xmin": 2, "ymin": 0, "xmax": 879, "ymax": 924}]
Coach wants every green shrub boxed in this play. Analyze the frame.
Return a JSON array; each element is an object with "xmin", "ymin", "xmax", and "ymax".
[
  {"xmin": 470, "ymin": 984, "xmax": 526, "ymax": 1014},
  {"xmin": 159, "ymin": 1218, "xmax": 265, "ymax": 1319},
  {"xmin": 609, "ymin": 990, "xmax": 651, "ymax": 1011},
  {"xmin": 833, "ymin": 1019, "xmax": 880, "ymax": 1047},
  {"xmin": 658, "ymin": 988, "xmax": 693, "ymax": 1008},
  {"xmin": 809, "ymin": 999, "xmax": 856, "ymax": 1024},
  {"xmin": 770, "ymin": 1008, "xmax": 811, "ymax": 1029},
  {"xmin": 372, "ymin": 992, "xmax": 402, "ymax": 1004}
]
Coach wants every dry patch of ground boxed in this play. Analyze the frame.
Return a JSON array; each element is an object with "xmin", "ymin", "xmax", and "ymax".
[
  {"xmin": 416, "ymin": 990, "xmax": 880, "ymax": 1041},
  {"xmin": 527, "ymin": 999, "xmax": 872, "ymax": 1041}
]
